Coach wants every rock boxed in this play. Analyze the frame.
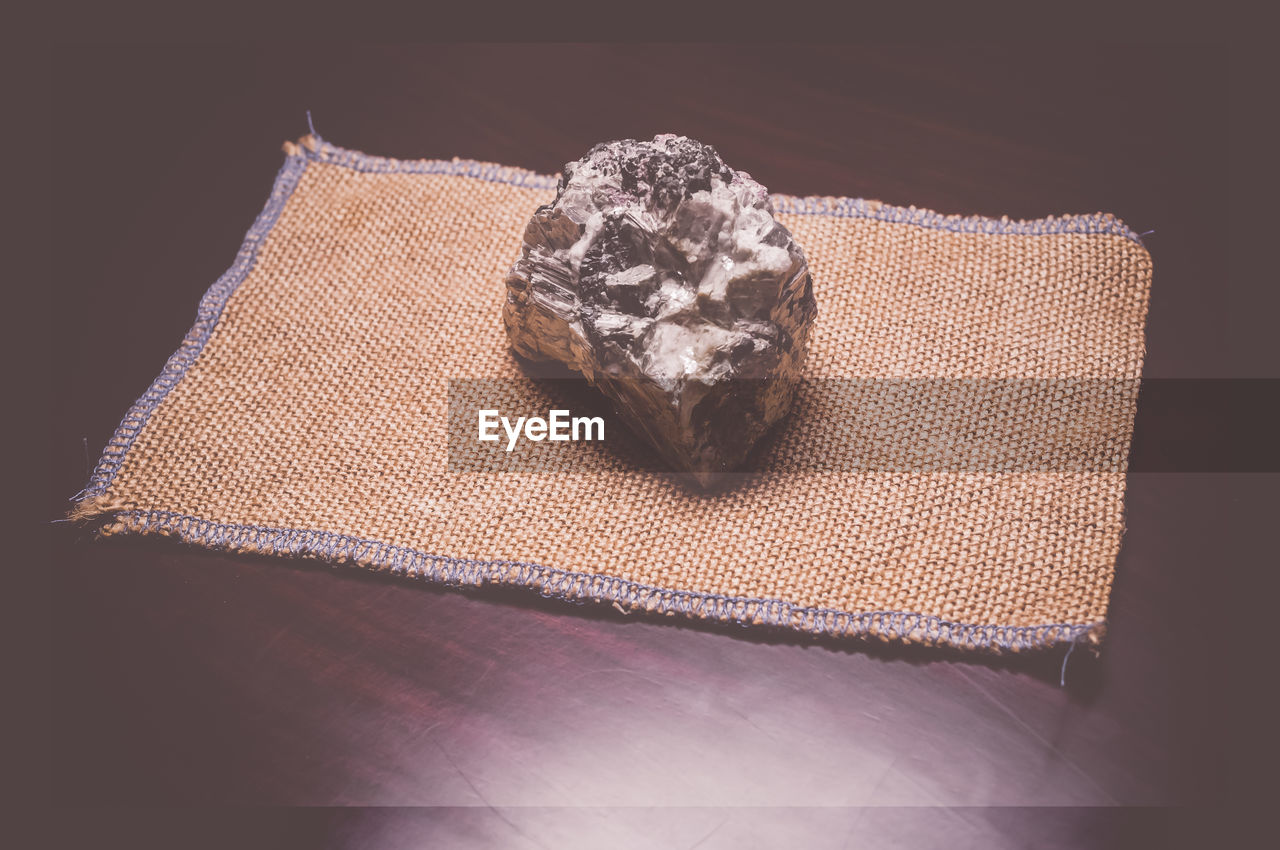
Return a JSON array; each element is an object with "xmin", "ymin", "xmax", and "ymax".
[{"xmin": 502, "ymin": 134, "xmax": 818, "ymax": 485}]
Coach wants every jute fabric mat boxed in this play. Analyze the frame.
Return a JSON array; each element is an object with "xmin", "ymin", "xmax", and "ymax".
[{"xmin": 73, "ymin": 135, "xmax": 1151, "ymax": 651}]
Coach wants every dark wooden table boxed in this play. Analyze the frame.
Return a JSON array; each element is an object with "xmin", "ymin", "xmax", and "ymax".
[{"xmin": 46, "ymin": 44, "xmax": 1264, "ymax": 847}]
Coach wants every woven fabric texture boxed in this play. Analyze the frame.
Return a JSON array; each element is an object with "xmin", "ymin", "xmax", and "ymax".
[{"xmin": 73, "ymin": 135, "xmax": 1152, "ymax": 651}]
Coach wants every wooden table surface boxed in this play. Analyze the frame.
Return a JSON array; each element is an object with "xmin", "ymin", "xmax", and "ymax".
[{"xmin": 46, "ymin": 44, "xmax": 1261, "ymax": 847}]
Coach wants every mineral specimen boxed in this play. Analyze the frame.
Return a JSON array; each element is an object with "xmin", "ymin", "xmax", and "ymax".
[{"xmin": 502, "ymin": 134, "xmax": 818, "ymax": 485}]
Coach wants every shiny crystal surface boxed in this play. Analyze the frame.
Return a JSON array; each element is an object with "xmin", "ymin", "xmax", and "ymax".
[{"xmin": 502, "ymin": 135, "xmax": 818, "ymax": 484}]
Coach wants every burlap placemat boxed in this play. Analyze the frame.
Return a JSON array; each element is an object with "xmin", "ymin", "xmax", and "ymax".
[{"xmin": 72, "ymin": 134, "xmax": 1151, "ymax": 652}]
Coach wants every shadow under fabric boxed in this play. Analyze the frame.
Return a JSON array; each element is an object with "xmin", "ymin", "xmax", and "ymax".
[{"xmin": 71, "ymin": 134, "xmax": 1152, "ymax": 653}]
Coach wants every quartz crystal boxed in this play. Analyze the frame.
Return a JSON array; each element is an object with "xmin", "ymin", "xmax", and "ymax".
[{"xmin": 502, "ymin": 135, "xmax": 818, "ymax": 484}]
